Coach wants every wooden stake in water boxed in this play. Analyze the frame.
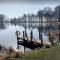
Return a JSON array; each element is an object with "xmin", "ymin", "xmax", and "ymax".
[
  {"xmin": 30, "ymin": 30, "xmax": 33, "ymax": 42},
  {"xmin": 49, "ymin": 32, "xmax": 51, "ymax": 42},
  {"xmin": 16, "ymin": 31, "xmax": 20, "ymax": 50},
  {"xmin": 25, "ymin": 29, "xmax": 28, "ymax": 38},
  {"xmin": 40, "ymin": 34, "xmax": 43, "ymax": 47},
  {"xmin": 23, "ymin": 31, "xmax": 25, "ymax": 52},
  {"xmin": 39, "ymin": 30, "xmax": 40, "ymax": 40}
]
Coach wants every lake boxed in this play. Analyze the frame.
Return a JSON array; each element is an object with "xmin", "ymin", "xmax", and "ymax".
[{"xmin": 0, "ymin": 23, "xmax": 53, "ymax": 52}]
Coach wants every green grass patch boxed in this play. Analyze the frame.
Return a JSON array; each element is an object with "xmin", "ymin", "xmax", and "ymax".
[{"xmin": 6, "ymin": 45, "xmax": 60, "ymax": 60}]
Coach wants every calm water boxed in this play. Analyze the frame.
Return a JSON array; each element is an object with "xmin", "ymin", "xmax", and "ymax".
[{"xmin": 0, "ymin": 23, "xmax": 48, "ymax": 52}]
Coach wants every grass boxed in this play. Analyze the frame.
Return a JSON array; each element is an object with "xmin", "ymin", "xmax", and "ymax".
[
  {"xmin": 22, "ymin": 45, "xmax": 60, "ymax": 60},
  {"xmin": 1, "ymin": 45, "xmax": 60, "ymax": 60}
]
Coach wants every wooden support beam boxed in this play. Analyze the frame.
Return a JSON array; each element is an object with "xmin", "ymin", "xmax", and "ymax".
[
  {"xmin": 16, "ymin": 31, "xmax": 20, "ymax": 50},
  {"xmin": 23, "ymin": 31, "xmax": 25, "ymax": 52},
  {"xmin": 25, "ymin": 29, "xmax": 26, "ymax": 36},
  {"xmin": 40, "ymin": 34, "xmax": 43, "ymax": 47},
  {"xmin": 49, "ymin": 32, "xmax": 51, "ymax": 42},
  {"xmin": 30, "ymin": 30, "xmax": 33, "ymax": 42},
  {"xmin": 25, "ymin": 29, "xmax": 28, "ymax": 39},
  {"xmin": 17, "ymin": 41, "xmax": 20, "ymax": 50},
  {"xmin": 15, "ymin": 30, "xmax": 51, "ymax": 49}
]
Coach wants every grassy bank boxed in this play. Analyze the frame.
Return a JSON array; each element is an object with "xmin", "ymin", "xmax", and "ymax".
[
  {"xmin": 22, "ymin": 45, "xmax": 60, "ymax": 60},
  {"xmin": 4, "ymin": 45, "xmax": 60, "ymax": 60}
]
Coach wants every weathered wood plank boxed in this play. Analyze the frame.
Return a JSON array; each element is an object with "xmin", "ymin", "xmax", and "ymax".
[{"xmin": 17, "ymin": 35, "xmax": 51, "ymax": 47}]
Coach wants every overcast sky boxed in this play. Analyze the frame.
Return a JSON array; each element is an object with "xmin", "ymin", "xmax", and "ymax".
[{"xmin": 0, "ymin": 0, "xmax": 60, "ymax": 18}]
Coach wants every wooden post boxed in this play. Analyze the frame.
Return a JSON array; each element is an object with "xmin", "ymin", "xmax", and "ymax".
[
  {"xmin": 17, "ymin": 40, "xmax": 19, "ymax": 50},
  {"xmin": 23, "ymin": 31, "xmax": 25, "ymax": 52},
  {"xmin": 25, "ymin": 29, "xmax": 26, "ymax": 36},
  {"xmin": 40, "ymin": 34, "xmax": 43, "ymax": 46},
  {"xmin": 49, "ymin": 32, "xmax": 51, "ymax": 42},
  {"xmin": 30, "ymin": 30, "xmax": 33, "ymax": 42},
  {"xmin": 16, "ymin": 33, "xmax": 18, "ymax": 39},
  {"xmin": 25, "ymin": 29, "xmax": 28, "ymax": 38},
  {"xmin": 16, "ymin": 32, "xmax": 20, "ymax": 50}
]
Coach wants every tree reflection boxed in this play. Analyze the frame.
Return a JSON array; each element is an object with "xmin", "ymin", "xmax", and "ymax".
[{"xmin": 0, "ymin": 23, "xmax": 6, "ymax": 30}]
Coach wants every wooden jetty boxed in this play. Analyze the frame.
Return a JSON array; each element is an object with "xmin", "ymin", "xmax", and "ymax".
[{"xmin": 15, "ymin": 30, "xmax": 51, "ymax": 51}]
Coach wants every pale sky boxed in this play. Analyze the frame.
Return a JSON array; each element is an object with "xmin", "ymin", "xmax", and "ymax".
[{"xmin": 0, "ymin": 0, "xmax": 60, "ymax": 18}]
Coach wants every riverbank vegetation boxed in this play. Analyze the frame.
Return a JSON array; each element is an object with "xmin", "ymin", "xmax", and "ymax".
[{"xmin": 0, "ymin": 44, "xmax": 60, "ymax": 60}]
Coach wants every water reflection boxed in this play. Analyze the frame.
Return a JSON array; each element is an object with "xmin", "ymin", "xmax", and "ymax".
[
  {"xmin": 0, "ymin": 22, "xmax": 58, "ymax": 32},
  {"xmin": 0, "ymin": 22, "xmax": 59, "ymax": 52},
  {"xmin": 0, "ymin": 23, "xmax": 6, "ymax": 30},
  {"xmin": 11, "ymin": 22, "xmax": 58, "ymax": 33}
]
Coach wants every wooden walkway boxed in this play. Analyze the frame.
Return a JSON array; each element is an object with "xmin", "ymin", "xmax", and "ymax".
[
  {"xmin": 16, "ymin": 31, "xmax": 51, "ymax": 49},
  {"xmin": 18, "ymin": 35, "xmax": 51, "ymax": 46}
]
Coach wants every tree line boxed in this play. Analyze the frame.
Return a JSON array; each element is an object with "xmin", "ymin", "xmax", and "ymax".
[{"xmin": 0, "ymin": 5, "xmax": 60, "ymax": 24}]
